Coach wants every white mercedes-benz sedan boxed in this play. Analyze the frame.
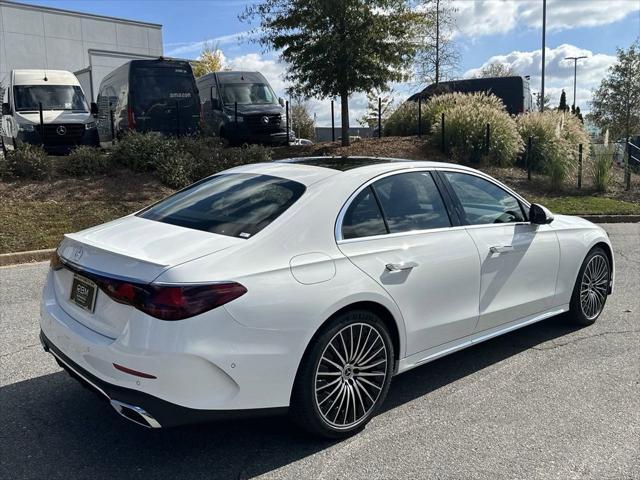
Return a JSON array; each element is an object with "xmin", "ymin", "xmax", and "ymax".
[{"xmin": 40, "ymin": 157, "xmax": 614, "ymax": 438}]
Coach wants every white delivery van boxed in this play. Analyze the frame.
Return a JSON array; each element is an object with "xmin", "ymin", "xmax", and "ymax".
[{"xmin": 1, "ymin": 70, "xmax": 99, "ymax": 154}]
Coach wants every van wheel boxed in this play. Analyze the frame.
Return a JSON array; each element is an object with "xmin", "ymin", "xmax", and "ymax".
[
  {"xmin": 290, "ymin": 309, "xmax": 394, "ymax": 438},
  {"xmin": 0, "ymin": 138, "xmax": 6, "ymax": 157}
]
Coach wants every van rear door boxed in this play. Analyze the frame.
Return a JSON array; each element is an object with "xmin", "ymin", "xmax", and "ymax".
[{"xmin": 131, "ymin": 65, "xmax": 199, "ymax": 135}]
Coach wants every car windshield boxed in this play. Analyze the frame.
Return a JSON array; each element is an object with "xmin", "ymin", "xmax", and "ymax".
[
  {"xmin": 138, "ymin": 173, "xmax": 306, "ymax": 238},
  {"xmin": 13, "ymin": 85, "xmax": 88, "ymax": 112},
  {"xmin": 221, "ymin": 83, "xmax": 278, "ymax": 105}
]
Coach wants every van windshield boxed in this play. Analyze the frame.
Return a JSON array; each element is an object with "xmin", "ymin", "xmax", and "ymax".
[
  {"xmin": 13, "ymin": 85, "xmax": 88, "ymax": 112},
  {"xmin": 221, "ymin": 83, "xmax": 278, "ymax": 105},
  {"xmin": 138, "ymin": 173, "xmax": 306, "ymax": 238}
]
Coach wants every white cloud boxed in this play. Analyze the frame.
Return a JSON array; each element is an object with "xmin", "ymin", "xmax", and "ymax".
[
  {"xmin": 165, "ymin": 31, "xmax": 249, "ymax": 57},
  {"xmin": 454, "ymin": 0, "xmax": 639, "ymax": 38},
  {"xmin": 464, "ymin": 44, "xmax": 616, "ymax": 110}
]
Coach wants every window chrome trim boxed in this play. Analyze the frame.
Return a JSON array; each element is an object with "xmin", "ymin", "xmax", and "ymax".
[{"xmin": 335, "ymin": 166, "xmax": 532, "ymax": 243}]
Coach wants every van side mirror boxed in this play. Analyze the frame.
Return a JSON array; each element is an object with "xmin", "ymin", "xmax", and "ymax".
[
  {"xmin": 529, "ymin": 203, "xmax": 554, "ymax": 224},
  {"xmin": 211, "ymin": 98, "xmax": 221, "ymax": 111},
  {"xmin": 90, "ymin": 102, "xmax": 99, "ymax": 116},
  {"xmin": 278, "ymin": 97, "xmax": 285, "ymax": 108},
  {"xmin": 1, "ymin": 103, "xmax": 10, "ymax": 116}
]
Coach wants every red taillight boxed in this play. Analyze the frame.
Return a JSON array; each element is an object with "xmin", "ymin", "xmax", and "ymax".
[
  {"xmin": 127, "ymin": 106, "xmax": 136, "ymax": 129},
  {"xmin": 198, "ymin": 102, "xmax": 204, "ymax": 125},
  {"xmin": 95, "ymin": 277, "xmax": 247, "ymax": 320}
]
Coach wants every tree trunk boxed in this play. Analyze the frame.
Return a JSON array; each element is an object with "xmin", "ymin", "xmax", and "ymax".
[{"xmin": 341, "ymin": 93, "xmax": 350, "ymax": 147}]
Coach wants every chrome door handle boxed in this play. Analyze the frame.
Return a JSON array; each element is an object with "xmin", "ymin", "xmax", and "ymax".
[
  {"xmin": 490, "ymin": 245, "xmax": 514, "ymax": 254},
  {"xmin": 385, "ymin": 261, "xmax": 419, "ymax": 272}
]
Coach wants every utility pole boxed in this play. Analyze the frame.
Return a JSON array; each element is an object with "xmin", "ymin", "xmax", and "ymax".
[
  {"xmin": 435, "ymin": 0, "xmax": 440, "ymax": 87},
  {"xmin": 540, "ymin": 0, "xmax": 546, "ymax": 112},
  {"xmin": 565, "ymin": 55, "xmax": 587, "ymax": 110}
]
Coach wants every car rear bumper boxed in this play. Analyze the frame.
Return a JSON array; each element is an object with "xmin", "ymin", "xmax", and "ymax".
[
  {"xmin": 39, "ymin": 330, "xmax": 287, "ymax": 428},
  {"xmin": 39, "ymin": 270, "xmax": 305, "ymax": 426}
]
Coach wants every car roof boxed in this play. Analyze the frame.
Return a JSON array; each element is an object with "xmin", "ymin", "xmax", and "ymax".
[{"xmin": 224, "ymin": 157, "xmax": 479, "ymax": 187}]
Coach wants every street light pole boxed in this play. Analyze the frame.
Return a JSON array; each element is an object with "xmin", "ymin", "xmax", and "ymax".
[{"xmin": 564, "ymin": 55, "xmax": 587, "ymax": 110}]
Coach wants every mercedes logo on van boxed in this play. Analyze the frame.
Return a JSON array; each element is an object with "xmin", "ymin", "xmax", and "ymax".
[
  {"xmin": 73, "ymin": 246, "xmax": 83, "ymax": 260},
  {"xmin": 56, "ymin": 125, "xmax": 67, "ymax": 136},
  {"xmin": 261, "ymin": 116, "xmax": 270, "ymax": 125}
]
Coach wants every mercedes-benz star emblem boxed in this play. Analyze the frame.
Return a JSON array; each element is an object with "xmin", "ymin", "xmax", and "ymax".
[
  {"xmin": 261, "ymin": 116, "xmax": 270, "ymax": 125},
  {"xmin": 56, "ymin": 125, "xmax": 67, "ymax": 136}
]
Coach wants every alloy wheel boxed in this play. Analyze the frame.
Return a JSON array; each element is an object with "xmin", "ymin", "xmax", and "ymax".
[
  {"xmin": 314, "ymin": 323, "xmax": 388, "ymax": 430},
  {"xmin": 580, "ymin": 254, "xmax": 609, "ymax": 320}
]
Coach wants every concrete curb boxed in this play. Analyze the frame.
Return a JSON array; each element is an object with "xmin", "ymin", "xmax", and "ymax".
[
  {"xmin": 580, "ymin": 215, "xmax": 640, "ymax": 223},
  {"xmin": 0, "ymin": 248, "xmax": 54, "ymax": 267}
]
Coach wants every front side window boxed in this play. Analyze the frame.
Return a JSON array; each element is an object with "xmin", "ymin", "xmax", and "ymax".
[
  {"xmin": 443, "ymin": 172, "xmax": 526, "ymax": 225},
  {"xmin": 372, "ymin": 172, "xmax": 451, "ymax": 233},
  {"xmin": 13, "ymin": 85, "xmax": 88, "ymax": 112},
  {"xmin": 341, "ymin": 186, "xmax": 388, "ymax": 239},
  {"xmin": 138, "ymin": 173, "xmax": 305, "ymax": 238}
]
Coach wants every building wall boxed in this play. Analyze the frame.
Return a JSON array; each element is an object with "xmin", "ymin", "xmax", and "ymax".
[{"xmin": 0, "ymin": 1, "xmax": 163, "ymax": 89}]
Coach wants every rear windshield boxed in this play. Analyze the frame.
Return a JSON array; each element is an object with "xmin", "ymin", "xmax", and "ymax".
[
  {"xmin": 132, "ymin": 67, "xmax": 198, "ymax": 110},
  {"xmin": 138, "ymin": 173, "xmax": 306, "ymax": 238}
]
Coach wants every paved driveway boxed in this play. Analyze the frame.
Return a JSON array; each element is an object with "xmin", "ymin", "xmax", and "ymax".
[{"xmin": 1, "ymin": 223, "xmax": 638, "ymax": 480}]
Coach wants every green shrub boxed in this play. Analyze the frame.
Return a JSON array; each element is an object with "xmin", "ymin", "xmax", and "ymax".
[
  {"xmin": 59, "ymin": 146, "xmax": 111, "ymax": 176},
  {"xmin": 517, "ymin": 111, "xmax": 590, "ymax": 190},
  {"xmin": 384, "ymin": 102, "xmax": 425, "ymax": 136},
  {"xmin": 431, "ymin": 93, "xmax": 522, "ymax": 166},
  {"xmin": 155, "ymin": 136, "xmax": 272, "ymax": 187},
  {"xmin": 111, "ymin": 131, "xmax": 174, "ymax": 171},
  {"xmin": 157, "ymin": 150, "xmax": 195, "ymax": 189},
  {"xmin": 590, "ymin": 144, "xmax": 614, "ymax": 192},
  {"xmin": 5, "ymin": 144, "xmax": 51, "ymax": 180}
]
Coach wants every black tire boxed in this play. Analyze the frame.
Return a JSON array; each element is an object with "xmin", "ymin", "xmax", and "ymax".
[
  {"xmin": 0, "ymin": 137, "xmax": 7, "ymax": 158},
  {"xmin": 566, "ymin": 247, "xmax": 610, "ymax": 326},
  {"xmin": 290, "ymin": 309, "xmax": 394, "ymax": 439}
]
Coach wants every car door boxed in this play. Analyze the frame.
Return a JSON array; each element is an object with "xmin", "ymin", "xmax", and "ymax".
[
  {"xmin": 439, "ymin": 170, "xmax": 560, "ymax": 332},
  {"xmin": 337, "ymin": 170, "xmax": 481, "ymax": 356}
]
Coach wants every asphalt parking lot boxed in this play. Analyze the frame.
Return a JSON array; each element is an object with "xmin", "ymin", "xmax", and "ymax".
[{"xmin": 1, "ymin": 223, "xmax": 638, "ymax": 480}]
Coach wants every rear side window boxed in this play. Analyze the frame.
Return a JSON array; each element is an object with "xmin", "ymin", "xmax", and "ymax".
[
  {"xmin": 372, "ymin": 172, "xmax": 451, "ymax": 233},
  {"xmin": 138, "ymin": 173, "xmax": 305, "ymax": 238},
  {"xmin": 342, "ymin": 187, "xmax": 388, "ymax": 239}
]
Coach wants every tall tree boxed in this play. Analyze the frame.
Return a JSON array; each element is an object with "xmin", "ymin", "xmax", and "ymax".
[
  {"xmin": 358, "ymin": 89, "xmax": 395, "ymax": 131},
  {"xmin": 191, "ymin": 42, "xmax": 225, "ymax": 78},
  {"xmin": 242, "ymin": 0, "xmax": 427, "ymax": 146},
  {"xmin": 589, "ymin": 41, "xmax": 640, "ymax": 142},
  {"xmin": 474, "ymin": 62, "xmax": 516, "ymax": 78},
  {"xmin": 415, "ymin": 0, "xmax": 458, "ymax": 87},
  {"xmin": 558, "ymin": 89, "xmax": 569, "ymax": 112}
]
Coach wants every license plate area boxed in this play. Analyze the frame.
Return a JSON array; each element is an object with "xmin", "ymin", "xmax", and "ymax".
[{"xmin": 70, "ymin": 274, "xmax": 98, "ymax": 313}]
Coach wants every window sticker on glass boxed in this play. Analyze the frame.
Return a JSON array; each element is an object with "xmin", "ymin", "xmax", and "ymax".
[
  {"xmin": 64, "ymin": 102, "xmax": 72, "ymax": 109},
  {"xmin": 169, "ymin": 93, "xmax": 192, "ymax": 98}
]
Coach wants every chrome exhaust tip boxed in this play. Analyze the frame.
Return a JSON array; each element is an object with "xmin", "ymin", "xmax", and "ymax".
[{"xmin": 110, "ymin": 399, "xmax": 161, "ymax": 428}]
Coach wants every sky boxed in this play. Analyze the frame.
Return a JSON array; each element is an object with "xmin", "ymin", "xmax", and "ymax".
[{"xmin": 17, "ymin": 0, "xmax": 640, "ymax": 126}]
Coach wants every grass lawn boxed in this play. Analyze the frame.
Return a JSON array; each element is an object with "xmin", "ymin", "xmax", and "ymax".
[
  {"xmin": 0, "ymin": 200, "xmax": 147, "ymax": 254},
  {"xmin": 528, "ymin": 195, "xmax": 640, "ymax": 215}
]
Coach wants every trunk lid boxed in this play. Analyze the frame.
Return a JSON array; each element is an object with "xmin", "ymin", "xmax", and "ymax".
[{"xmin": 53, "ymin": 215, "xmax": 242, "ymax": 338}]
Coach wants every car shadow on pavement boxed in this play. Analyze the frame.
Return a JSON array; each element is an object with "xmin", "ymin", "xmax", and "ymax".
[{"xmin": 1, "ymin": 316, "xmax": 582, "ymax": 480}]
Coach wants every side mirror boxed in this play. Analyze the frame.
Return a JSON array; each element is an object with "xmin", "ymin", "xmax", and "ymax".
[
  {"xmin": 211, "ymin": 98, "xmax": 221, "ymax": 111},
  {"xmin": 278, "ymin": 97, "xmax": 285, "ymax": 108},
  {"xmin": 90, "ymin": 102, "xmax": 99, "ymax": 116},
  {"xmin": 529, "ymin": 203, "xmax": 554, "ymax": 224},
  {"xmin": 1, "ymin": 103, "xmax": 10, "ymax": 116}
]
